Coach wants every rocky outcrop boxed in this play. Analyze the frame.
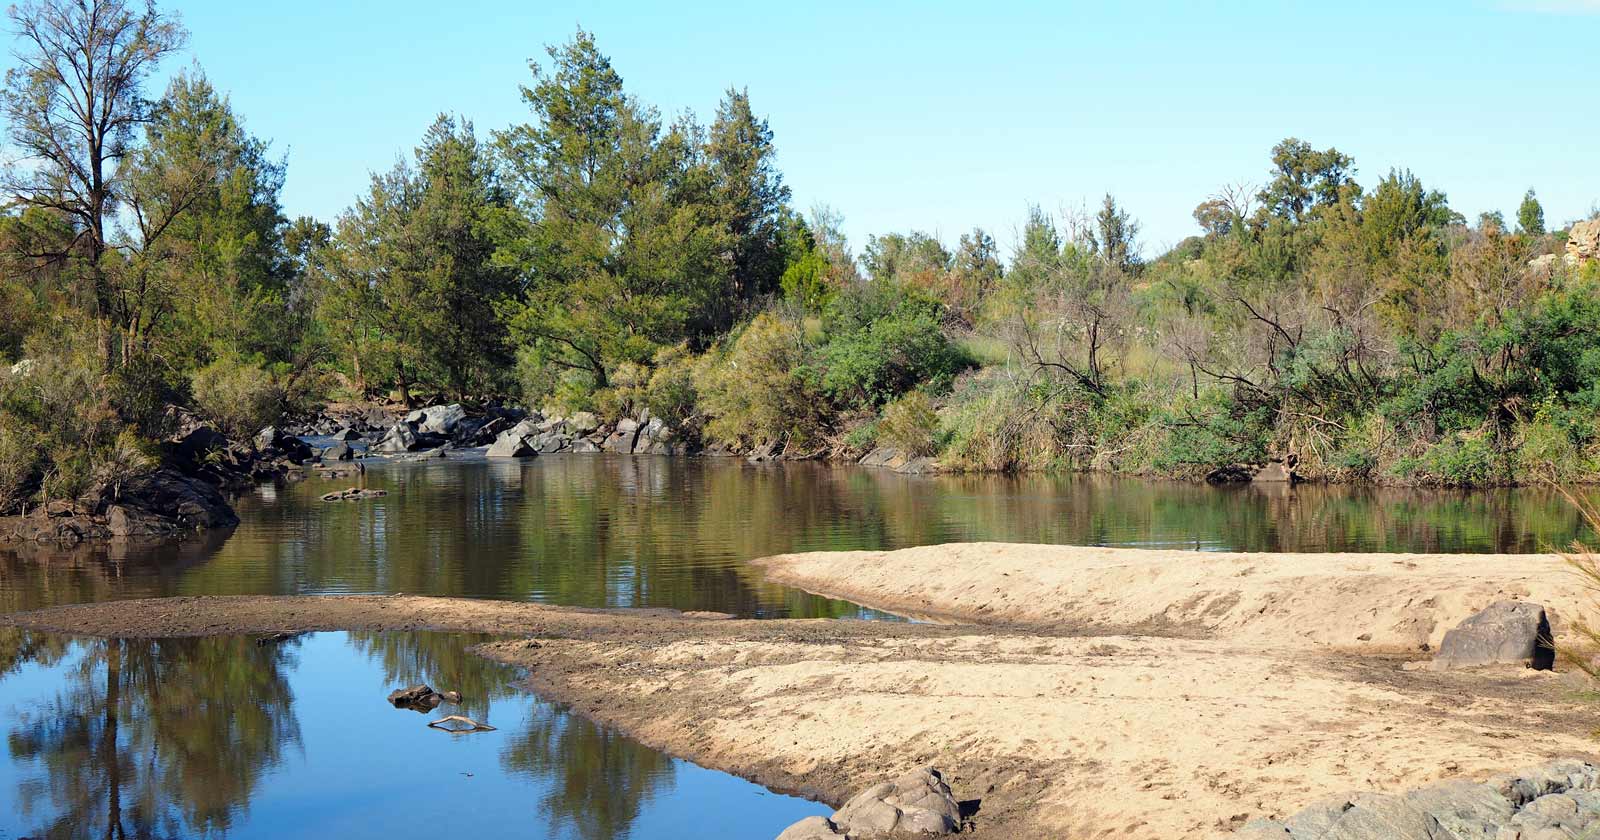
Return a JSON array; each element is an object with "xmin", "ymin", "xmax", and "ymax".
[
  {"xmin": 1235, "ymin": 759, "xmax": 1600, "ymax": 839},
  {"xmin": 775, "ymin": 767, "xmax": 962, "ymax": 839},
  {"xmin": 2, "ymin": 468, "xmax": 238, "ymax": 543},
  {"xmin": 1206, "ymin": 457, "xmax": 1299, "ymax": 485},
  {"xmin": 859, "ymin": 448, "xmax": 939, "ymax": 475},
  {"xmin": 254, "ymin": 425, "xmax": 313, "ymax": 464},
  {"xmin": 486, "ymin": 425, "xmax": 538, "ymax": 458},
  {"xmin": 405, "ymin": 404, "xmax": 466, "ymax": 436},
  {"xmin": 1569, "ymin": 218, "xmax": 1600, "ymax": 263},
  {"xmin": 1432, "ymin": 600, "xmax": 1555, "ymax": 670}
]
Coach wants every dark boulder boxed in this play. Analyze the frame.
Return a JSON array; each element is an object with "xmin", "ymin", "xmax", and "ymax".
[
  {"xmin": 1433, "ymin": 600, "xmax": 1555, "ymax": 670},
  {"xmin": 254, "ymin": 426, "xmax": 314, "ymax": 464}
]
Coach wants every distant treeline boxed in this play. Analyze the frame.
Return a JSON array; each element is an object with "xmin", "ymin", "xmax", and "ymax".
[{"xmin": 2, "ymin": 0, "xmax": 1598, "ymax": 512}]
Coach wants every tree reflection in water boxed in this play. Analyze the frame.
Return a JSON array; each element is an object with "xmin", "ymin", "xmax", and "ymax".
[
  {"xmin": 349, "ymin": 629, "xmax": 678, "ymax": 840},
  {"xmin": 4, "ymin": 633, "xmax": 299, "ymax": 840},
  {"xmin": 2, "ymin": 630, "xmax": 810, "ymax": 840}
]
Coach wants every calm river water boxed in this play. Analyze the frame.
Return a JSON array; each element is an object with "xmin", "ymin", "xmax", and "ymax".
[{"xmin": 2, "ymin": 453, "xmax": 1595, "ymax": 838}]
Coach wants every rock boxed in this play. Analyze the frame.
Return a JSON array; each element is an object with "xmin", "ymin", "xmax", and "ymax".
[
  {"xmin": 565, "ymin": 411, "xmax": 600, "ymax": 435},
  {"xmin": 486, "ymin": 430, "xmax": 537, "ymax": 458},
  {"xmin": 387, "ymin": 684, "xmax": 445, "ymax": 713},
  {"xmin": 1433, "ymin": 600, "xmax": 1554, "ymax": 670},
  {"xmin": 321, "ymin": 442, "xmax": 354, "ymax": 461},
  {"xmin": 174, "ymin": 425, "xmax": 229, "ymax": 466},
  {"xmin": 604, "ymin": 425, "xmax": 639, "ymax": 454},
  {"xmin": 103, "ymin": 469, "xmax": 239, "ymax": 537},
  {"xmin": 774, "ymin": 816, "xmax": 844, "ymax": 840},
  {"xmin": 372, "ymin": 424, "xmax": 419, "ymax": 453},
  {"xmin": 1253, "ymin": 460, "xmax": 1295, "ymax": 483},
  {"xmin": 332, "ymin": 428, "xmax": 362, "ymax": 441},
  {"xmin": 859, "ymin": 448, "xmax": 938, "ymax": 475},
  {"xmin": 1206, "ymin": 463, "xmax": 1255, "ymax": 484},
  {"xmin": 320, "ymin": 488, "xmax": 387, "ymax": 502},
  {"xmin": 747, "ymin": 441, "xmax": 780, "ymax": 463},
  {"xmin": 254, "ymin": 426, "xmax": 314, "ymax": 463},
  {"xmin": 833, "ymin": 766, "xmax": 961, "ymax": 836},
  {"xmin": 1238, "ymin": 760, "xmax": 1600, "ymax": 840},
  {"xmin": 572, "ymin": 439, "xmax": 601, "ymax": 454},
  {"xmin": 407, "ymin": 404, "xmax": 466, "ymax": 435},
  {"xmin": 533, "ymin": 431, "xmax": 571, "ymax": 453},
  {"xmin": 1568, "ymin": 218, "xmax": 1600, "ymax": 263}
]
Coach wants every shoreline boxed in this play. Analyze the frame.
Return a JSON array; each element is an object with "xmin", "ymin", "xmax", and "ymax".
[{"xmin": 5, "ymin": 543, "xmax": 1598, "ymax": 840}]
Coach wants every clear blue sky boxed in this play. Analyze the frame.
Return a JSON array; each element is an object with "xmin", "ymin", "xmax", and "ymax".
[{"xmin": 112, "ymin": 1, "xmax": 1600, "ymax": 255}]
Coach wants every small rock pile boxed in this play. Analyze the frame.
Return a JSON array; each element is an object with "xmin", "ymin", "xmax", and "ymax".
[{"xmin": 776, "ymin": 767, "xmax": 963, "ymax": 839}]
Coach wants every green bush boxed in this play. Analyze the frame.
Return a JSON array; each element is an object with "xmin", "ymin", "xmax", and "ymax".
[
  {"xmin": 190, "ymin": 357, "xmax": 286, "ymax": 438},
  {"xmin": 696, "ymin": 313, "xmax": 830, "ymax": 450},
  {"xmin": 1393, "ymin": 432, "xmax": 1502, "ymax": 487},
  {"xmin": 876, "ymin": 392, "xmax": 940, "ymax": 456},
  {"xmin": 645, "ymin": 345, "xmax": 699, "ymax": 427},
  {"xmin": 0, "ymin": 417, "xmax": 37, "ymax": 513},
  {"xmin": 817, "ymin": 284, "xmax": 971, "ymax": 407}
]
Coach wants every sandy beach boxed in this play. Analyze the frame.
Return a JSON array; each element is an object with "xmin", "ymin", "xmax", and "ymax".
[{"xmin": 5, "ymin": 543, "xmax": 1597, "ymax": 838}]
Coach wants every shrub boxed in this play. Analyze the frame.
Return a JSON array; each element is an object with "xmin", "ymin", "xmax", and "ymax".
[
  {"xmin": 645, "ymin": 345, "xmax": 699, "ymax": 427},
  {"xmin": 817, "ymin": 285, "xmax": 971, "ymax": 407},
  {"xmin": 876, "ymin": 392, "xmax": 940, "ymax": 456},
  {"xmin": 190, "ymin": 357, "xmax": 286, "ymax": 438},
  {"xmin": 0, "ymin": 417, "xmax": 37, "ymax": 513},
  {"xmin": 696, "ymin": 313, "xmax": 830, "ymax": 450},
  {"xmin": 1392, "ymin": 432, "xmax": 1502, "ymax": 487}
]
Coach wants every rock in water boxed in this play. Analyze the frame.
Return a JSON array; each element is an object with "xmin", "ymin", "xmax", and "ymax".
[
  {"xmin": 776, "ymin": 766, "xmax": 961, "ymax": 838},
  {"xmin": 372, "ymin": 424, "xmax": 419, "ymax": 453},
  {"xmin": 486, "ymin": 429, "xmax": 537, "ymax": 458},
  {"xmin": 321, "ymin": 441, "xmax": 354, "ymax": 461},
  {"xmin": 1433, "ymin": 600, "xmax": 1554, "ymax": 670},
  {"xmin": 387, "ymin": 684, "xmax": 444, "ymax": 712}
]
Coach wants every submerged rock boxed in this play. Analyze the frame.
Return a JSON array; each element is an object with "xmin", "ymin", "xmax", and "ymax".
[{"xmin": 1432, "ymin": 600, "xmax": 1554, "ymax": 670}]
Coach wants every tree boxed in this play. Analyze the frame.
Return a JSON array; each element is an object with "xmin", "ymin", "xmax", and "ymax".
[
  {"xmin": 496, "ymin": 30, "xmax": 740, "ymax": 397},
  {"xmin": 707, "ymin": 88, "xmax": 789, "ymax": 309},
  {"xmin": 0, "ymin": 0, "xmax": 187, "ymax": 365},
  {"xmin": 314, "ymin": 115, "xmax": 513, "ymax": 403},
  {"xmin": 126, "ymin": 69, "xmax": 293, "ymax": 367},
  {"xmin": 1258, "ymin": 138, "xmax": 1355, "ymax": 224},
  {"xmin": 1517, "ymin": 189, "xmax": 1546, "ymax": 236},
  {"xmin": 1094, "ymin": 193, "xmax": 1140, "ymax": 272}
]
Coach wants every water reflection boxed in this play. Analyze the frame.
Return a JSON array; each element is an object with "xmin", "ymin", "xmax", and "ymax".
[
  {"xmin": 4, "ymin": 456, "xmax": 1597, "ymax": 616},
  {"xmin": 2, "ymin": 631, "xmax": 299, "ymax": 838},
  {"xmin": 0, "ymin": 630, "xmax": 824, "ymax": 840}
]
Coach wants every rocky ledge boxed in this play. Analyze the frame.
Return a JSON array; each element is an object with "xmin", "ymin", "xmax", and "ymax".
[
  {"xmin": 1236, "ymin": 759, "xmax": 1600, "ymax": 839},
  {"xmin": 0, "ymin": 468, "xmax": 237, "ymax": 543}
]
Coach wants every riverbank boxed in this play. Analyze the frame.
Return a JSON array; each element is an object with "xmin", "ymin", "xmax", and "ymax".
[{"xmin": 5, "ymin": 540, "xmax": 1597, "ymax": 839}]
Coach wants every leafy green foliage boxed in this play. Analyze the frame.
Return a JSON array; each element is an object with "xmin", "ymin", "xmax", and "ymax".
[{"xmin": 817, "ymin": 283, "xmax": 971, "ymax": 407}]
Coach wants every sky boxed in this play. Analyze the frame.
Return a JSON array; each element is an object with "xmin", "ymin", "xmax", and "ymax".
[{"xmin": 16, "ymin": 0, "xmax": 1600, "ymax": 257}]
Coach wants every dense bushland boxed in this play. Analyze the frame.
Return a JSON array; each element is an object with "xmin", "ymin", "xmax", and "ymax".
[{"xmin": 1, "ymin": 1, "xmax": 1597, "ymax": 514}]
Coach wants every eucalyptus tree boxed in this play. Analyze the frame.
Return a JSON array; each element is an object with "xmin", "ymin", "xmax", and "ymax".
[{"xmin": 0, "ymin": 0, "xmax": 187, "ymax": 365}]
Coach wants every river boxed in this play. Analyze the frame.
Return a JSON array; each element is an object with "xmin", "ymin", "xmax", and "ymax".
[{"xmin": 1, "ymin": 454, "xmax": 1593, "ymax": 838}]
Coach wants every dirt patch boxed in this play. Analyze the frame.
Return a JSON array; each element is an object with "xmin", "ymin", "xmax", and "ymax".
[{"xmin": 5, "ymin": 593, "xmax": 1596, "ymax": 839}]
